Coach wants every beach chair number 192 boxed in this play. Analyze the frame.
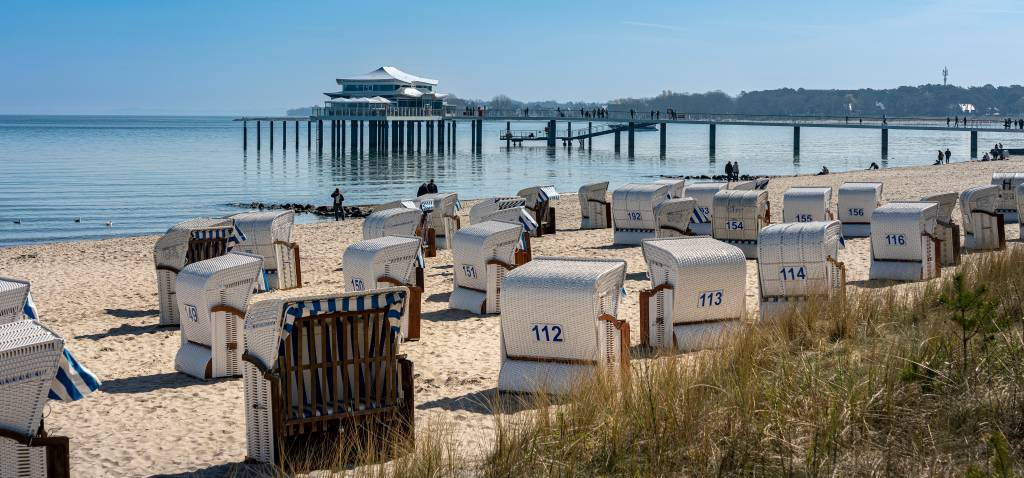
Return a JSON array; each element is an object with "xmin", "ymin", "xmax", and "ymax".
[
  {"xmin": 627, "ymin": 211, "xmax": 642, "ymax": 221},
  {"xmin": 531, "ymin": 324, "xmax": 563, "ymax": 342}
]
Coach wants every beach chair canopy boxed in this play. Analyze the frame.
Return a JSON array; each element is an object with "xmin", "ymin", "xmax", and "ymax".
[
  {"xmin": 920, "ymin": 192, "xmax": 958, "ymax": 225},
  {"xmin": 869, "ymin": 202, "xmax": 940, "ymax": 281},
  {"xmin": 960, "ymin": 184, "xmax": 1004, "ymax": 251},
  {"xmin": 783, "ymin": 186, "xmax": 833, "ymax": 223},
  {"xmin": 578, "ymin": 181, "xmax": 610, "ymax": 229},
  {"xmin": 154, "ymin": 218, "xmax": 241, "ymax": 271},
  {"xmin": 343, "ymin": 236, "xmax": 422, "ymax": 294},
  {"xmin": 363, "ymin": 207, "xmax": 422, "ymax": 240},
  {"xmin": 655, "ymin": 197, "xmax": 697, "ymax": 238},
  {"xmin": 450, "ymin": 221, "xmax": 523, "ymax": 314},
  {"xmin": 685, "ymin": 182, "xmax": 729, "ymax": 235},
  {"xmin": 654, "ymin": 178, "xmax": 686, "ymax": 198},
  {"xmin": 837, "ymin": 182, "xmax": 883, "ymax": 236},
  {"xmin": 712, "ymin": 189, "xmax": 770, "ymax": 243},
  {"xmin": 517, "ymin": 186, "xmax": 560, "ymax": 209},
  {"xmin": 230, "ymin": 210, "xmax": 294, "ymax": 251},
  {"xmin": 991, "ymin": 172, "xmax": 1024, "ymax": 219},
  {"xmin": 612, "ymin": 183, "xmax": 671, "ymax": 232},
  {"xmin": 0, "ymin": 277, "xmax": 32, "ymax": 324},
  {"xmin": 758, "ymin": 220, "xmax": 845, "ymax": 302},
  {"xmin": 469, "ymin": 197, "xmax": 526, "ymax": 224}
]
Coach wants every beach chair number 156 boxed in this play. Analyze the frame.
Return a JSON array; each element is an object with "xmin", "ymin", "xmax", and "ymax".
[
  {"xmin": 848, "ymin": 208, "xmax": 865, "ymax": 216},
  {"xmin": 531, "ymin": 324, "xmax": 564, "ymax": 342}
]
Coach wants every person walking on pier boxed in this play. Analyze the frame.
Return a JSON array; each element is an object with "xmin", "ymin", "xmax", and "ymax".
[
  {"xmin": 954, "ymin": 116, "xmax": 959, "ymax": 128},
  {"xmin": 947, "ymin": 117, "xmax": 951, "ymax": 127},
  {"xmin": 944, "ymin": 148, "xmax": 951, "ymax": 164},
  {"xmin": 331, "ymin": 188, "xmax": 345, "ymax": 221},
  {"xmin": 725, "ymin": 161, "xmax": 734, "ymax": 182}
]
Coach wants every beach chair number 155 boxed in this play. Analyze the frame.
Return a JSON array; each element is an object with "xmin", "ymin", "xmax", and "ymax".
[{"xmin": 531, "ymin": 324, "xmax": 564, "ymax": 342}]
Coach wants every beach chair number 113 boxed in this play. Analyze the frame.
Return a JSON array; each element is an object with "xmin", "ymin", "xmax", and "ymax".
[
  {"xmin": 698, "ymin": 290, "xmax": 724, "ymax": 307},
  {"xmin": 531, "ymin": 324, "xmax": 564, "ymax": 342}
]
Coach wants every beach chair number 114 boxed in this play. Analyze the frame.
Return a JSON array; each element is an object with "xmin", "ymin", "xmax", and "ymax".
[
  {"xmin": 531, "ymin": 324, "xmax": 564, "ymax": 342},
  {"xmin": 779, "ymin": 266, "xmax": 807, "ymax": 280}
]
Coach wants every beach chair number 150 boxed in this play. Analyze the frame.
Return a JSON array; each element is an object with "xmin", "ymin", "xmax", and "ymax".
[{"xmin": 531, "ymin": 324, "xmax": 564, "ymax": 342}]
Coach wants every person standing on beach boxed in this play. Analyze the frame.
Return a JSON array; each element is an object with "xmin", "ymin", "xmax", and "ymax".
[
  {"xmin": 417, "ymin": 182, "xmax": 429, "ymax": 197},
  {"xmin": 427, "ymin": 179, "xmax": 438, "ymax": 194},
  {"xmin": 331, "ymin": 188, "xmax": 345, "ymax": 221},
  {"xmin": 734, "ymin": 161, "xmax": 741, "ymax": 180},
  {"xmin": 938, "ymin": 150, "xmax": 945, "ymax": 165},
  {"xmin": 725, "ymin": 161, "xmax": 734, "ymax": 181},
  {"xmin": 944, "ymin": 148, "xmax": 951, "ymax": 163}
]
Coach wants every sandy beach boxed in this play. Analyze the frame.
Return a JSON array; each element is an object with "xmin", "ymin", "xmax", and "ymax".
[{"xmin": 2, "ymin": 158, "xmax": 1021, "ymax": 477}]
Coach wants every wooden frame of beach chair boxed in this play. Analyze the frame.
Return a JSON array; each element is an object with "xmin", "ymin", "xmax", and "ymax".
[
  {"xmin": 578, "ymin": 181, "xmax": 611, "ymax": 230},
  {"xmin": 869, "ymin": 202, "xmax": 942, "ymax": 282},
  {"xmin": 757, "ymin": 221, "xmax": 846, "ymax": 320},
  {"xmin": 837, "ymin": 182, "xmax": 883, "ymax": 238},
  {"xmin": 517, "ymin": 186, "xmax": 559, "ymax": 236},
  {"xmin": 654, "ymin": 197, "xmax": 697, "ymax": 238},
  {"xmin": 991, "ymin": 172, "xmax": 1024, "ymax": 223},
  {"xmin": 0, "ymin": 321, "xmax": 72, "ymax": 478},
  {"xmin": 639, "ymin": 237, "xmax": 746, "ymax": 352},
  {"xmin": 0, "ymin": 277, "xmax": 31, "ymax": 325},
  {"xmin": 497, "ymin": 257, "xmax": 629, "ymax": 395},
  {"xmin": 960, "ymin": 185, "xmax": 1006, "ymax": 251},
  {"xmin": 711, "ymin": 189, "xmax": 771, "ymax": 259},
  {"xmin": 783, "ymin": 186, "xmax": 834, "ymax": 223},
  {"xmin": 154, "ymin": 218, "xmax": 240, "ymax": 326},
  {"xmin": 174, "ymin": 252, "xmax": 264, "ymax": 380},
  {"xmin": 231, "ymin": 211, "xmax": 303, "ymax": 290},
  {"xmin": 449, "ymin": 221, "xmax": 524, "ymax": 314},
  {"xmin": 241, "ymin": 288, "xmax": 413, "ymax": 471},
  {"xmin": 921, "ymin": 192, "xmax": 961, "ymax": 266},
  {"xmin": 612, "ymin": 183, "xmax": 671, "ymax": 245},
  {"xmin": 342, "ymin": 236, "xmax": 424, "ymax": 341}
]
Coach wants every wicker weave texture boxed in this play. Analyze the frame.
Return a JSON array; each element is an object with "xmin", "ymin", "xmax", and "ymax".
[
  {"xmin": 612, "ymin": 183, "xmax": 671, "ymax": 233},
  {"xmin": 783, "ymin": 187, "xmax": 833, "ymax": 223},
  {"xmin": 837, "ymin": 182, "xmax": 883, "ymax": 224},
  {"xmin": 343, "ymin": 236, "xmax": 421, "ymax": 293},
  {"xmin": 960, "ymin": 185, "xmax": 1001, "ymax": 250},
  {"xmin": 921, "ymin": 192, "xmax": 958, "ymax": 224},
  {"xmin": 757, "ymin": 221, "xmax": 843, "ymax": 299},
  {"xmin": 578, "ymin": 182, "xmax": 610, "ymax": 229},
  {"xmin": 654, "ymin": 198, "xmax": 697, "ymax": 238},
  {"xmin": 654, "ymin": 179, "xmax": 686, "ymax": 198},
  {"xmin": 362, "ymin": 207, "xmax": 421, "ymax": 240},
  {"xmin": 451, "ymin": 221, "xmax": 520, "ymax": 296},
  {"xmin": 992, "ymin": 173, "xmax": 1024, "ymax": 217},
  {"xmin": 686, "ymin": 182, "xmax": 728, "ymax": 236},
  {"xmin": 870, "ymin": 203, "xmax": 937, "ymax": 261},
  {"xmin": 0, "ymin": 278, "xmax": 29, "ymax": 325},
  {"xmin": 155, "ymin": 217, "xmax": 235, "ymax": 325},
  {"xmin": 418, "ymin": 192, "xmax": 458, "ymax": 247},
  {"xmin": 0, "ymin": 320, "xmax": 63, "ymax": 437},
  {"xmin": 469, "ymin": 197, "xmax": 526, "ymax": 225},
  {"xmin": 175, "ymin": 252, "xmax": 263, "ymax": 379},
  {"xmin": 712, "ymin": 190, "xmax": 768, "ymax": 242}
]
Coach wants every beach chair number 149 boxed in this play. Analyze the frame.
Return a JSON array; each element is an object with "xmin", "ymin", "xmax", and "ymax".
[{"xmin": 531, "ymin": 324, "xmax": 564, "ymax": 342}]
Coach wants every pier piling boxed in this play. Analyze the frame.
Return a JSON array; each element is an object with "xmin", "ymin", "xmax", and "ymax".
[
  {"xmin": 881, "ymin": 128, "xmax": 888, "ymax": 158},
  {"xmin": 588, "ymin": 122, "xmax": 592, "ymax": 150},
  {"xmin": 547, "ymin": 120, "xmax": 556, "ymax": 148},
  {"xmin": 438, "ymin": 120, "xmax": 445, "ymax": 154},
  {"xmin": 567, "ymin": 121, "xmax": 572, "ymax": 148},
  {"xmin": 257, "ymin": 121, "xmax": 261, "ymax": 151},
  {"xmin": 294, "ymin": 120, "xmax": 298, "ymax": 149},
  {"xmin": 359, "ymin": 121, "xmax": 363, "ymax": 153},
  {"xmin": 970, "ymin": 130, "xmax": 978, "ymax": 158},
  {"xmin": 659, "ymin": 123, "xmax": 667, "ymax": 157},
  {"xmin": 316, "ymin": 120, "xmax": 322, "ymax": 153},
  {"xmin": 243, "ymin": 121, "xmax": 247, "ymax": 150},
  {"xmin": 476, "ymin": 120, "xmax": 483, "ymax": 152},
  {"xmin": 614, "ymin": 130, "xmax": 620, "ymax": 153},
  {"xmin": 506, "ymin": 121, "xmax": 511, "ymax": 149},
  {"xmin": 628, "ymin": 122, "xmax": 635, "ymax": 158},
  {"xmin": 282, "ymin": 120, "xmax": 286, "ymax": 152},
  {"xmin": 793, "ymin": 126, "xmax": 800, "ymax": 157},
  {"xmin": 306, "ymin": 121, "xmax": 311, "ymax": 150},
  {"xmin": 270, "ymin": 121, "xmax": 274, "ymax": 150},
  {"xmin": 709, "ymin": 124, "xmax": 716, "ymax": 156}
]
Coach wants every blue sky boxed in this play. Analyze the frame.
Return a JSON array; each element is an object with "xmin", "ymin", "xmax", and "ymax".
[{"xmin": 1, "ymin": 0, "xmax": 1021, "ymax": 115}]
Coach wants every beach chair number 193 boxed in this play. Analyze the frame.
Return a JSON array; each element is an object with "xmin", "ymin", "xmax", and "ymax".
[
  {"xmin": 531, "ymin": 324, "xmax": 563, "ymax": 342},
  {"xmin": 698, "ymin": 290, "xmax": 724, "ymax": 307}
]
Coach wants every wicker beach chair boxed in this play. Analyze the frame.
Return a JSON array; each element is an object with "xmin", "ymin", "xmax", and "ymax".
[
  {"xmin": 342, "ymin": 236, "xmax": 424, "ymax": 341},
  {"xmin": 758, "ymin": 221, "xmax": 846, "ymax": 320},
  {"xmin": 242, "ymin": 288, "xmax": 413, "ymax": 469},
  {"xmin": 155, "ymin": 218, "xmax": 244, "ymax": 326},
  {"xmin": 449, "ymin": 221, "xmax": 524, "ymax": 314},
  {"xmin": 783, "ymin": 186, "xmax": 834, "ymax": 223},
  {"xmin": 960, "ymin": 185, "xmax": 1005, "ymax": 251},
  {"xmin": 991, "ymin": 172, "xmax": 1024, "ymax": 223},
  {"xmin": 363, "ymin": 207, "xmax": 436, "ymax": 258},
  {"xmin": 654, "ymin": 178, "xmax": 686, "ymax": 198},
  {"xmin": 869, "ymin": 202, "xmax": 941, "ymax": 281},
  {"xmin": 612, "ymin": 183, "xmax": 671, "ymax": 245},
  {"xmin": 921, "ymin": 192, "xmax": 961, "ymax": 266},
  {"xmin": 174, "ymin": 252, "xmax": 264, "ymax": 380},
  {"xmin": 685, "ymin": 182, "xmax": 728, "ymax": 236},
  {"xmin": 230, "ymin": 211, "xmax": 301, "ymax": 290},
  {"xmin": 837, "ymin": 182, "xmax": 883, "ymax": 238},
  {"xmin": 0, "ymin": 320, "xmax": 100, "ymax": 478},
  {"xmin": 497, "ymin": 257, "xmax": 629, "ymax": 395},
  {"xmin": 417, "ymin": 193, "xmax": 460, "ymax": 249},
  {"xmin": 639, "ymin": 237, "xmax": 746, "ymax": 352},
  {"xmin": 517, "ymin": 186, "xmax": 559, "ymax": 236},
  {"xmin": 655, "ymin": 197, "xmax": 697, "ymax": 238},
  {"xmin": 0, "ymin": 277, "xmax": 31, "ymax": 325},
  {"xmin": 469, "ymin": 197, "xmax": 526, "ymax": 225},
  {"xmin": 467, "ymin": 202, "xmax": 537, "ymax": 265},
  {"xmin": 578, "ymin": 181, "xmax": 611, "ymax": 230},
  {"xmin": 712, "ymin": 189, "xmax": 771, "ymax": 259}
]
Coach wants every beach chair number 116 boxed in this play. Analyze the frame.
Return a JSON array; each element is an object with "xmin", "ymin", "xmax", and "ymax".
[
  {"xmin": 531, "ymin": 324, "xmax": 563, "ymax": 342},
  {"xmin": 885, "ymin": 234, "xmax": 907, "ymax": 245}
]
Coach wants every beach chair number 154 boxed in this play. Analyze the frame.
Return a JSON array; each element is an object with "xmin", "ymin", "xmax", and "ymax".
[
  {"xmin": 726, "ymin": 220, "xmax": 744, "ymax": 230},
  {"xmin": 531, "ymin": 324, "xmax": 564, "ymax": 342}
]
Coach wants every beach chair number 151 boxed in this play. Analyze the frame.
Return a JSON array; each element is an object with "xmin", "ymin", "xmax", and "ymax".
[
  {"xmin": 531, "ymin": 324, "xmax": 564, "ymax": 342},
  {"xmin": 461, "ymin": 264, "xmax": 477, "ymax": 278}
]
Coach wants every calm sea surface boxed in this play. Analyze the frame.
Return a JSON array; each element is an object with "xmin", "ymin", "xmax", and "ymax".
[{"xmin": 0, "ymin": 115, "xmax": 1019, "ymax": 246}]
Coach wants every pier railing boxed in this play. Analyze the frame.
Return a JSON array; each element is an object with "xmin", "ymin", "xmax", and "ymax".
[{"xmin": 312, "ymin": 105, "xmax": 447, "ymax": 118}]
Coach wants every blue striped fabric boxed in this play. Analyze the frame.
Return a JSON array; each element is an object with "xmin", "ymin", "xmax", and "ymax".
[
  {"xmin": 538, "ymin": 187, "xmax": 560, "ymax": 203},
  {"xmin": 189, "ymin": 225, "xmax": 246, "ymax": 251},
  {"xmin": 517, "ymin": 209, "xmax": 540, "ymax": 234},
  {"xmin": 689, "ymin": 207, "xmax": 711, "ymax": 224},
  {"xmin": 419, "ymin": 201, "xmax": 435, "ymax": 212},
  {"xmin": 455, "ymin": 199, "xmax": 463, "ymax": 211},
  {"xmin": 416, "ymin": 248, "xmax": 426, "ymax": 269},
  {"xmin": 49, "ymin": 348, "xmax": 102, "ymax": 401},
  {"xmin": 839, "ymin": 235, "xmax": 847, "ymax": 249},
  {"xmin": 22, "ymin": 291, "xmax": 38, "ymax": 321}
]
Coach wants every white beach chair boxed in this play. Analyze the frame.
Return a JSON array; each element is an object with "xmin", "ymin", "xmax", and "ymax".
[
  {"xmin": 0, "ymin": 320, "xmax": 101, "ymax": 478},
  {"xmin": 869, "ymin": 202, "xmax": 941, "ymax": 281},
  {"xmin": 0, "ymin": 277, "xmax": 31, "ymax": 325},
  {"xmin": 342, "ymin": 236, "xmax": 424, "ymax": 341},
  {"xmin": 578, "ymin": 181, "xmax": 611, "ymax": 230},
  {"xmin": 837, "ymin": 182, "xmax": 883, "ymax": 237},
  {"xmin": 450, "ymin": 221, "xmax": 524, "ymax": 314},
  {"xmin": 711, "ymin": 189, "xmax": 771, "ymax": 259},
  {"xmin": 469, "ymin": 197, "xmax": 526, "ymax": 225},
  {"xmin": 154, "ymin": 218, "xmax": 243, "ymax": 326},
  {"xmin": 517, "ymin": 186, "xmax": 560, "ymax": 236},
  {"xmin": 921, "ymin": 192, "xmax": 961, "ymax": 266},
  {"xmin": 757, "ymin": 221, "xmax": 846, "ymax": 320},
  {"xmin": 498, "ymin": 257, "xmax": 629, "ymax": 395},
  {"xmin": 417, "ymin": 192, "xmax": 460, "ymax": 249},
  {"xmin": 363, "ymin": 207, "xmax": 422, "ymax": 240},
  {"xmin": 960, "ymin": 185, "xmax": 1005, "ymax": 251},
  {"xmin": 685, "ymin": 182, "xmax": 728, "ymax": 236},
  {"xmin": 612, "ymin": 183, "xmax": 671, "ymax": 245},
  {"xmin": 639, "ymin": 237, "xmax": 746, "ymax": 352},
  {"xmin": 174, "ymin": 252, "xmax": 264, "ymax": 380},
  {"xmin": 230, "ymin": 211, "xmax": 301, "ymax": 290},
  {"xmin": 241, "ymin": 288, "xmax": 412, "ymax": 468},
  {"xmin": 654, "ymin": 178, "xmax": 686, "ymax": 198},
  {"xmin": 655, "ymin": 197, "xmax": 697, "ymax": 238},
  {"xmin": 783, "ymin": 186, "xmax": 834, "ymax": 223},
  {"xmin": 991, "ymin": 172, "xmax": 1024, "ymax": 223}
]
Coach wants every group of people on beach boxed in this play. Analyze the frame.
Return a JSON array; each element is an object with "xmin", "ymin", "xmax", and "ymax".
[
  {"xmin": 935, "ymin": 148, "xmax": 953, "ymax": 165},
  {"xmin": 417, "ymin": 179, "xmax": 439, "ymax": 196},
  {"xmin": 983, "ymin": 144, "xmax": 1008, "ymax": 161},
  {"xmin": 723, "ymin": 161, "xmax": 741, "ymax": 181}
]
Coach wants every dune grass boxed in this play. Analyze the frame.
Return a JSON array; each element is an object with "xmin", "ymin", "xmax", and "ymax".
[{"xmin": 265, "ymin": 247, "xmax": 1024, "ymax": 477}]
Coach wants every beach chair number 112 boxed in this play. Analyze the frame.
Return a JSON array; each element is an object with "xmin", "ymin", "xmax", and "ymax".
[{"xmin": 531, "ymin": 324, "xmax": 564, "ymax": 342}]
